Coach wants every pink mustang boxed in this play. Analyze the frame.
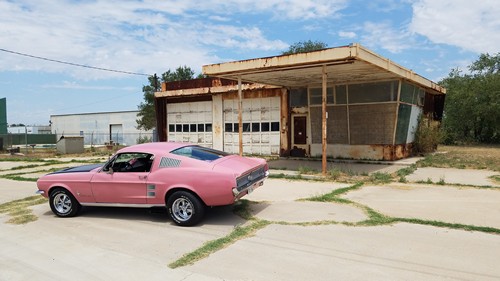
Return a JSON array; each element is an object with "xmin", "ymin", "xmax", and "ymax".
[{"xmin": 36, "ymin": 142, "xmax": 268, "ymax": 226}]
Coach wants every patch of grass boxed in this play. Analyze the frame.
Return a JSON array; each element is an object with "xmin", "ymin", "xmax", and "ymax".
[
  {"xmin": 2, "ymin": 174, "xmax": 38, "ymax": 182},
  {"xmin": 269, "ymin": 173, "xmax": 304, "ymax": 180},
  {"xmin": 369, "ymin": 172, "xmax": 393, "ymax": 184},
  {"xmin": 298, "ymin": 166, "xmax": 316, "ymax": 174},
  {"xmin": 232, "ymin": 200, "xmax": 254, "ymax": 220},
  {"xmin": 303, "ymin": 182, "xmax": 364, "ymax": 203},
  {"xmin": 169, "ymin": 220, "xmax": 270, "ymax": 268},
  {"xmin": 328, "ymin": 168, "xmax": 342, "ymax": 180},
  {"xmin": 396, "ymin": 164, "xmax": 417, "ymax": 178},
  {"xmin": 490, "ymin": 175, "xmax": 500, "ymax": 184},
  {"xmin": 0, "ymin": 196, "xmax": 48, "ymax": 224},
  {"xmin": 346, "ymin": 170, "xmax": 358, "ymax": 176},
  {"xmin": 437, "ymin": 177, "xmax": 446, "ymax": 185},
  {"xmin": 10, "ymin": 164, "xmax": 42, "ymax": 170},
  {"xmin": 418, "ymin": 178, "xmax": 433, "ymax": 184},
  {"xmin": 417, "ymin": 145, "xmax": 500, "ymax": 172},
  {"xmin": 395, "ymin": 218, "xmax": 500, "ymax": 235},
  {"xmin": 356, "ymin": 206, "xmax": 396, "ymax": 226}
]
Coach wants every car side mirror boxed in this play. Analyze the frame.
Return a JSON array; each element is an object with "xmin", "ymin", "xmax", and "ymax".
[{"xmin": 107, "ymin": 167, "xmax": 114, "ymax": 174}]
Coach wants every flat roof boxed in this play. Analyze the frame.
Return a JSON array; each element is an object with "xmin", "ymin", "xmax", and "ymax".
[
  {"xmin": 50, "ymin": 110, "xmax": 139, "ymax": 117},
  {"xmin": 203, "ymin": 43, "xmax": 445, "ymax": 94}
]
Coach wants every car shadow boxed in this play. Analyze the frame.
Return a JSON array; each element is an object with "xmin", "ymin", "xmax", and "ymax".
[
  {"xmin": 246, "ymin": 201, "xmax": 272, "ymax": 217},
  {"xmin": 199, "ymin": 205, "xmax": 246, "ymax": 227},
  {"xmin": 40, "ymin": 205, "xmax": 247, "ymax": 227}
]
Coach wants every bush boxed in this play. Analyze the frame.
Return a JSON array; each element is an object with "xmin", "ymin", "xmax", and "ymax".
[
  {"xmin": 136, "ymin": 135, "xmax": 152, "ymax": 144},
  {"xmin": 414, "ymin": 115, "xmax": 442, "ymax": 154}
]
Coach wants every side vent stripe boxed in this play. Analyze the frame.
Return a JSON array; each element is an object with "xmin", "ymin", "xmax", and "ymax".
[{"xmin": 159, "ymin": 157, "xmax": 181, "ymax": 168}]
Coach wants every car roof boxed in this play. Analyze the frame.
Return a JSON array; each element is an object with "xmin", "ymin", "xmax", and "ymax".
[{"xmin": 117, "ymin": 142, "xmax": 190, "ymax": 155}]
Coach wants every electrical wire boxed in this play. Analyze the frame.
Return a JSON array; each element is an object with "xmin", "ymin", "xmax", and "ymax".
[{"xmin": 0, "ymin": 47, "xmax": 151, "ymax": 76}]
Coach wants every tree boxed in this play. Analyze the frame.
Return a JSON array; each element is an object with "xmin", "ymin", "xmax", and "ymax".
[
  {"xmin": 281, "ymin": 40, "xmax": 328, "ymax": 55},
  {"xmin": 440, "ymin": 53, "xmax": 500, "ymax": 144},
  {"xmin": 136, "ymin": 66, "xmax": 201, "ymax": 131}
]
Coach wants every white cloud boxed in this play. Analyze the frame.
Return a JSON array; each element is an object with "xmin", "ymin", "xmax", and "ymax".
[
  {"xmin": 338, "ymin": 31, "xmax": 357, "ymax": 39},
  {"xmin": 410, "ymin": 0, "xmax": 500, "ymax": 54},
  {"xmin": 361, "ymin": 21, "xmax": 414, "ymax": 53},
  {"xmin": 40, "ymin": 81, "xmax": 136, "ymax": 91},
  {"xmin": 0, "ymin": 0, "xmax": 305, "ymax": 79},
  {"xmin": 183, "ymin": 0, "xmax": 348, "ymax": 20}
]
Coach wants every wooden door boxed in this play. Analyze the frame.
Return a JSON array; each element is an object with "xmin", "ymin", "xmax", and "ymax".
[{"xmin": 293, "ymin": 116, "xmax": 307, "ymax": 145}]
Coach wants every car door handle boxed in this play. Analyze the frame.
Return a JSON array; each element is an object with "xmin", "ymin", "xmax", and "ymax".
[{"xmin": 139, "ymin": 175, "xmax": 148, "ymax": 180}]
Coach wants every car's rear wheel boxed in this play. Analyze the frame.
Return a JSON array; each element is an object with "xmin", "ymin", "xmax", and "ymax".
[
  {"xmin": 167, "ymin": 191, "xmax": 204, "ymax": 226},
  {"xmin": 49, "ymin": 188, "xmax": 81, "ymax": 217}
]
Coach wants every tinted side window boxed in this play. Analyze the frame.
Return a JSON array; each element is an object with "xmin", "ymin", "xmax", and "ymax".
[{"xmin": 171, "ymin": 146, "xmax": 229, "ymax": 162}]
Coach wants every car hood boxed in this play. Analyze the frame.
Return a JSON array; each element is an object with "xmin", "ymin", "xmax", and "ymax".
[{"xmin": 49, "ymin": 163, "xmax": 103, "ymax": 175}]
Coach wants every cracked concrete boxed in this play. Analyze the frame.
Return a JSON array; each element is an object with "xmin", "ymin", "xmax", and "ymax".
[{"xmin": 1, "ymin": 159, "xmax": 500, "ymax": 281}]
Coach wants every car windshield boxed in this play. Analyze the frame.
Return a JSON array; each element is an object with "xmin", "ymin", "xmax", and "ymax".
[{"xmin": 171, "ymin": 145, "xmax": 229, "ymax": 162}]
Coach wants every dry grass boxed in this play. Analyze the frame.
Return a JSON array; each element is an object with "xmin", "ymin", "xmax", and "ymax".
[
  {"xmin": 419, "ymin": 145, "xmax": 500, "ymax": 171},
  {"xmin": 0, "ymin": 146, "xmax": 115, "ymax": 160}
]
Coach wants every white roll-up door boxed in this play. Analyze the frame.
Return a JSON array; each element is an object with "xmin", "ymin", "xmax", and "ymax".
[
  {"xmin": 167, "ymin": 101, "xmax": 213, "ymax": 147},
  {"xmin": 223, "ymin": 96, "xmax": 280, "ymax": 155}
]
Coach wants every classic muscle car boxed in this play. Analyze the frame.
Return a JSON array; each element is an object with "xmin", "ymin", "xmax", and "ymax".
[{"xmin": 36, "ymin": 142, "xmax": 268, "ymax": 226}]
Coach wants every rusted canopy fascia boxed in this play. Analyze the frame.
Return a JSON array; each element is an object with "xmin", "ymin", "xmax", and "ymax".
[
  {"xmin": 154, "ymin": 83, "xmax": 280, "ymax": 98},
  {"xmin": 202, "ymin": 43, "xmax": 446, "ymax": 95}
]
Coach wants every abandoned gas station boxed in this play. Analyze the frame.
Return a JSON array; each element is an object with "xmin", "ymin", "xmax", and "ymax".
[{"xmin": 154, "ymin": 43, "xmax": 445, "ymax": 173}]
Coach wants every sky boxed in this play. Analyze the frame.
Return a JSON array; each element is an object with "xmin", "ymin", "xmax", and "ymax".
[{"xmin": 0, "ymin": 0, "xmax": 498, "ymax": 126}]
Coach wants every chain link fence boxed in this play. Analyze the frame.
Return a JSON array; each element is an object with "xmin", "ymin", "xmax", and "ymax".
[{"xmin": 1, "ymin": 131, "xmax": 156, "ymax": 150}]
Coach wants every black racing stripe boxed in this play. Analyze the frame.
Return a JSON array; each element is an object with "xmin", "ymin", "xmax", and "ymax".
[{"xmin": 49, "ymin": 164, "xmax": 103, "ymax": 175}]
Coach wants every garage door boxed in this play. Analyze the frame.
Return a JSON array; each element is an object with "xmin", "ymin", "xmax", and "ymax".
[
  {"xmin": 167, "ymin": 101, "xmax": 213, "ymax": 147},
  {"xmin": 223, "ymin": 97, "xmax": 280, "ymax": 155}
]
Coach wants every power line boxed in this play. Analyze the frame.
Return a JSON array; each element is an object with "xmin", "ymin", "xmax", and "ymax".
[{"xmin": 0, "ymin": 48, "xmax": 151, "ymax": 76}]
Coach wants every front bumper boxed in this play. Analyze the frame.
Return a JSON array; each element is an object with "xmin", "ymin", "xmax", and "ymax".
[{"xmin": 36, "ymin": 190, "xmax": 45, "ymax": 195}]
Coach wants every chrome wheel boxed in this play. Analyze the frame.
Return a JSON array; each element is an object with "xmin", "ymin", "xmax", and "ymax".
[
  {"xmin": 53, "ymin": 193, "xmax": 72, "ymax": 214},
  {"xmin": 167, "ymin": 191, "xmax": 204, "ymax": 226},
  {"xmin": 49, "ymin": 188, "xmax": 81, "ymax": 217},
  {"xmin": 171, "ymin": 197, "xmax": 193, "ymax": 222}
]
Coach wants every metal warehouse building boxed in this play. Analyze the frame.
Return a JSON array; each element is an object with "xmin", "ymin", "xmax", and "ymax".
[
  {"xmin": 154, "ymin": 44, "xmax": 445, "ymax": 171},
  {"xmin": 51, "ymin": 111, "xmax": 153, "ymax": 146}
]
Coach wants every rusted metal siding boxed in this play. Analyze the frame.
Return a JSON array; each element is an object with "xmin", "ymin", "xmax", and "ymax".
[
  {"xmin": 156, "ymin": 78, "xmax": 279, "ymax": 98},
  {"xmin": 382, "ymin": 144, "xmax": 413, "ymax": 160},
  {"xmin": 155, "ymin": 97, "xmax": 167, "ymax": 142},
  {"xmin": 424, "ymin": 92, "xmax": 445, "ymax": 121},
  {"xmin": 310, "ymin": 143, "xmax": 411, "ymax": 160},
  {"xmin": 280, "ymin": 88, "xmax": 290, "ymax": 156},
  {"xmin": 163, "ymin": 78, "xmax": 238, "ymax": 91}
]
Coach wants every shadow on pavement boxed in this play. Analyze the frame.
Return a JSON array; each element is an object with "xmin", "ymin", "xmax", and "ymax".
[{"xmin": 39, "ymin": 205, "xmax": 247, "ymax": 227}]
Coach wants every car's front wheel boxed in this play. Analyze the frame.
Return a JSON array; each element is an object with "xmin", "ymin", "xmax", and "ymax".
[
  {"xmin": 167, "ymin": 191, "xmax": 204, "ymax": 226},
  {"xmin": 49, "ymin": 188, "xmax": 81, "ymax": 217}
]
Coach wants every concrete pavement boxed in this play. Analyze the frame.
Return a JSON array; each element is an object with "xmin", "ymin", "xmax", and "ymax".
[
  {"xmin": 268, "ymin": 158, "xmax": 411, "ymax": 175},
  {"xmin": 406, "ymin": 167, "xmax": 499, "ymax": 187},
  {"xmin": 188, "ymin": 223, "xmax": 500, "ymax": 281},
  {"xmin": 1, "ymin": 159, "xmax": 500, "ymax": 281},
  {"xmin": 343, "ymin": 183, "xmax": 500, "ymax": 228}
]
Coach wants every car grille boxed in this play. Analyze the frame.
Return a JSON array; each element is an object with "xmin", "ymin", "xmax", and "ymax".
[{"xmin": 236, "ymin": 166, "xmax": 267, "ymax": 192}]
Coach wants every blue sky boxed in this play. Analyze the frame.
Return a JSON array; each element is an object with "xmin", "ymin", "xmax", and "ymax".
[{"xmin": 1, "ymin": 0, "xmax": 498, "ymax": 125}]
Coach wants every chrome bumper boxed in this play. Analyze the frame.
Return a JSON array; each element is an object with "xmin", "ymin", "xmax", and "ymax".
[
  {"xmin": 35, "ymin": 190, "xmax": 45, "ymax": 195},
  {"xmin": 232, "ymin": 170, "xmax": 269, "ymax": 198}
]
